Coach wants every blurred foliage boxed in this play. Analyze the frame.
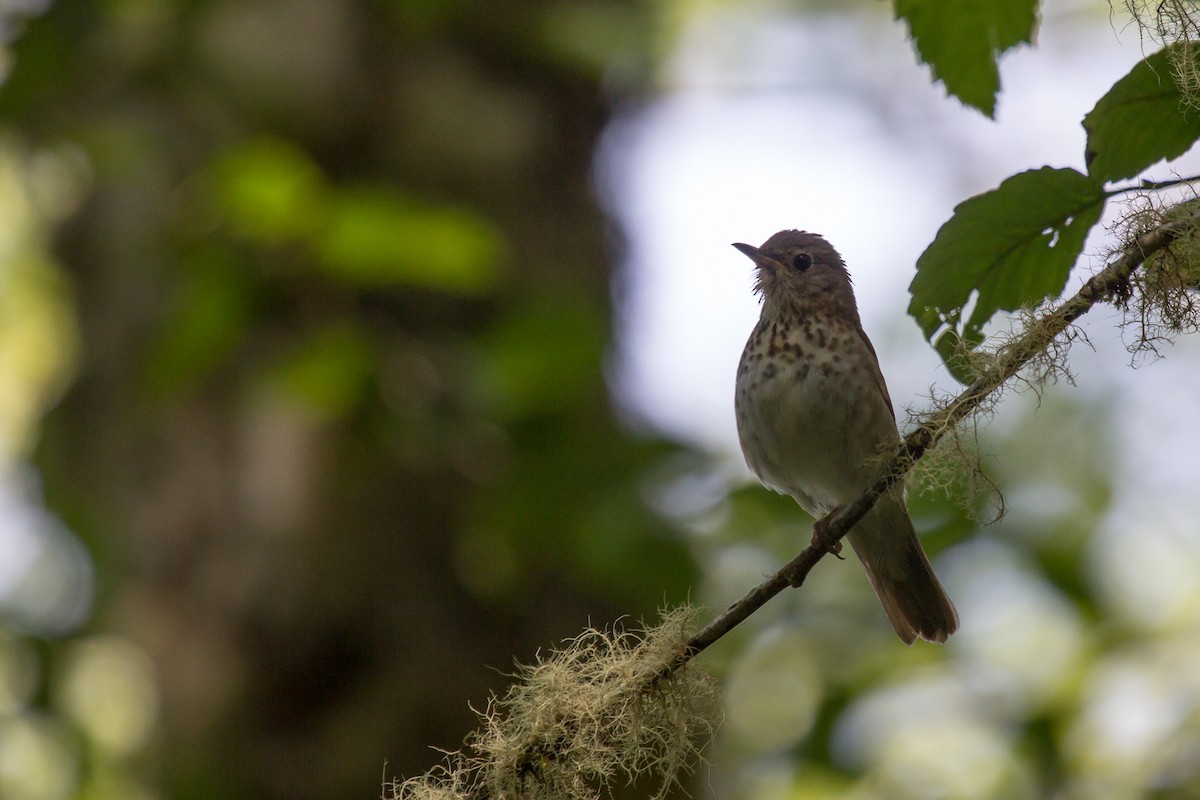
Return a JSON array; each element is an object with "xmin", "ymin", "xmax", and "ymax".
[
  {"xmin": 0, "ymin": 1, "xmax": 694, "ymax": 799},
  {"xmin": 209, "ymin": 136, "xmax": 508, "ymax": 292},
  {"xmin": 0, "ymin": 140, "xmax": 78, "ymax": 459}
]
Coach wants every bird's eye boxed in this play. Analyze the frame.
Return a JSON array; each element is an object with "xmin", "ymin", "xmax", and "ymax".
[{"xmin": 792, "ymin": 252, "xmax": 812, "ymax": 271}]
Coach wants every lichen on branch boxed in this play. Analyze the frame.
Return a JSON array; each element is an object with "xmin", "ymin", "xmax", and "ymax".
[{"xmin": 391, "ymin": 607, "xmax": 720, "ymax": 800}]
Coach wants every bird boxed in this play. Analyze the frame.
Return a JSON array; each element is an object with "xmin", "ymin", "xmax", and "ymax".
[{"xmin": 732, "ymin": 230, "xmax": 958, "ymax": 644}]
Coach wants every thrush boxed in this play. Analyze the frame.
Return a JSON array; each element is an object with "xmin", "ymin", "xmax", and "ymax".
[{"xmin": 733, "ymin": 230, "xmax": 958, "ymax": 644}]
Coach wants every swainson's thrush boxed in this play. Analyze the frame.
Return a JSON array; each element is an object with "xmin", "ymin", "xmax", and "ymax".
[{"xmin": 733, "ymin": 230, "xmax": 958, "ymax": 644}]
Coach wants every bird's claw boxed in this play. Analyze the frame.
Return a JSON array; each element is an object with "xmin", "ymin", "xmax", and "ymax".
[{"xmin": 811, "ymin": 513, "xmax": 845, "ymax": 560}]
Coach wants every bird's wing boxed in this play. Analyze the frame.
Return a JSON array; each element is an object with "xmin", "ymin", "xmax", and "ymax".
[{"xmin": 853, "ymin": 323, "xmax": 896, "ymax": 421}]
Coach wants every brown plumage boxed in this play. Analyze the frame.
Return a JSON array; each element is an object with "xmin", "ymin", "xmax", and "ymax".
[{"xmin": 733, "ymin": 230, "xmax": 958, "ymax": 644}]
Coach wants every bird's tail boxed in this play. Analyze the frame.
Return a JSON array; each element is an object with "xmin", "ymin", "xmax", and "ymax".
[{"xmin": 847, "ymin": 499, "xmax": 958, "ymax": 645}]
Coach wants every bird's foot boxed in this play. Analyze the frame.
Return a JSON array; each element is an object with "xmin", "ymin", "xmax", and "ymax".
[{"xmin": 811, "ymin": 511, "xmax": 845, "ymax": 560}]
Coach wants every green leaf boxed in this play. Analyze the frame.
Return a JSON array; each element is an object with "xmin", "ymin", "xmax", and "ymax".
[
  {"xmin": 893, "ymin": 0, "xmax": 1038, "ymax": 117},
  {"xmin": 265, "ymin": 325, "xmax": 375, "ymax": 418},
  {"xmin": 314, "ymin": 188, "xmax": 504, "ymax": 294},
  {"xmin": 144, "ymin": 252, "xmax": 254, "ymax": 394},
  {"xmin": 932, "ymin": 329, "xmax": 985, "ymax": 385},
  {"xmin": 211, "ymin": 138, "xmax": 326, "ymax": 243},
  {"xmin": 1083, "ymin": 42, "xmax": 1200, "ymax": 183},
  {"xmin": 473, "ymin": 297, "xmax": 605, "ymax": 420},
  {"xmin": 908, "ymin": 167, "xmax": 1106, "ymax": 377}
]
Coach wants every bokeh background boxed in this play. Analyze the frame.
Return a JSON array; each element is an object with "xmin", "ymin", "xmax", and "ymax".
[{"xmin": 2, "ymin": 1, "xmax": 1200, "ymax": 799}]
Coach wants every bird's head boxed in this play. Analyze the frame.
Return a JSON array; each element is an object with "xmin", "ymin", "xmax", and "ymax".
[{"xmin": 732, "ymin": 230, "xmax": 859, "ymax": 320}]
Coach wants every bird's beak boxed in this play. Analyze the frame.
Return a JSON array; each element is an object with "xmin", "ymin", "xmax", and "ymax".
[{"xmin": 732, "ymin": 242, "xmax": 785, "ymax": 272}]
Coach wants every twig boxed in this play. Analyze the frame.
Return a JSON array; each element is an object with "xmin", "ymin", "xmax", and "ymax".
[{"xmin": 1107, "ymin": 173, "xmax": 1200, "ymax": 194}]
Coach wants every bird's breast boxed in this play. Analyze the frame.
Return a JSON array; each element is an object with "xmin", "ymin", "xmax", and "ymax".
[{"xmin": 734, "ymin": 319, "xmax": 895, "ymax": 514}]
